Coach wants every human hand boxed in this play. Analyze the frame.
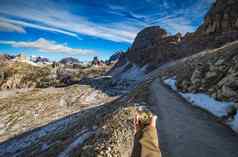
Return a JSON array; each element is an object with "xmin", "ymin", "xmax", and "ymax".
[{"xmin": 134, "ymin": 113, "xmax": 157, "ymax": 134}]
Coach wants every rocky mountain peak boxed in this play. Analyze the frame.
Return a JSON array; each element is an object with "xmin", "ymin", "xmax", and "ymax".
[
  {"xmin": 196, "ymin": 0, "xmax": 238, "ymax": 35},
  {"xmin": 131, "ymin": 26, "xmax": 168, "ymax": 51}
]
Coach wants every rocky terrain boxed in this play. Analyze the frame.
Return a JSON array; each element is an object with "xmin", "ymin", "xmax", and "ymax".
[
  {"xmin": 0, "ymin": 51, "xmax": 150, "ymax": 157},
  {"xmin": 0, "ymin": 61, "xmax": 152, "ymax": 157},
  {"xmin": 0, "ymin": 57, "xmax": 111, "ymax": 90}
]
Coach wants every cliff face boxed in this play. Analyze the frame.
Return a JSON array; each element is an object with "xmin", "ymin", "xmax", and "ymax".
[
  {"xmin": 125, "ymin": 0, "xmax": 238, "ymax": 67},
  {"xmin": 196, "ymin": 0, "xmax": 238, "ymax": 35},
  {"xmin": 127, "ymin": 27, "xmax": 181, "ymax": 66}
]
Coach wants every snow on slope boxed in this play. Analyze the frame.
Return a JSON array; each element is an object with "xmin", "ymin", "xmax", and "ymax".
[
  {"xmin": 109, "ymin": 61, "xmax": 147, "ymax": 81},
  {"xmin": 163, "ymin": 77, "xmax": 238, "ymax": 133},
  {"xmin": 58, "ymin": 129, "xmax": 96, "ymax": 157},
  {"xmin": 119, "ymin": 64, "xmax": 146, "ymax": 81}
]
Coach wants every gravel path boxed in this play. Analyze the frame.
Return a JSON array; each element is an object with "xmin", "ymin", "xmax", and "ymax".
[{"xmin": 150, "ymin": 79, "xmax": 238, "ymax": 157}]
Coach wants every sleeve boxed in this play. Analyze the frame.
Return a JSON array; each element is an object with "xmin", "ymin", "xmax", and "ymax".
[{"xmin": 139, "ymin": 126, "xmax": 162, "ymax": 157}]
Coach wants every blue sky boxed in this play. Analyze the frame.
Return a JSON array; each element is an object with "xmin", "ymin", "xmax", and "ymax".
[{"xmin": 0, "ymin": 0, "xmax": 214, "ymax": 61}]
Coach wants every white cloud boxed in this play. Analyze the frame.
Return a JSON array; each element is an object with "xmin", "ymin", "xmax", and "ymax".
[
  {"xmin": 0, "ymin": 0, "xmax": 214, "ymax": 42},
  {"xmin": 0, "ymin": 38, "xmax": 96, "ymax": 56},
  {"xmin": 0, "ymin": 1, "xmax": 140, "ymax": 43},
  {"xmin": 0, "ymin": 20, "xmax": 26, "ymax": 33},
  {"xmin": 0, "ymin": 17, "xmax": 79, "ymax": 38}
]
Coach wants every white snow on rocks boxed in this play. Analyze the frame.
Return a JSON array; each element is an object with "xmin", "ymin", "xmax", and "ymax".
[
  {"xmin": 163, "ymin": 77, "xmax": 238, "ymax": 133},
  {"xmin": 164, "ymin": 78, "xmax": 177, "ymax": 91},
  {"xmin": 180, "ymin": 93, "xmax": 233, "ymax": 118}
]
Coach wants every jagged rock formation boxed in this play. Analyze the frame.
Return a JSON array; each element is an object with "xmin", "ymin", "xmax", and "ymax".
[
  {"xmin": 131, "ymin": 26, "xmax": 168, "ymax": 51},
  {"xmin": 196, "ymin": 0, "xmax": 238, "ymax": 35},
  {"xmin": 108, "ymin": 52, "xmax": 124, "ymax": 63},
  {"xmin": 124, "ymin": 0, "xmax": 238, "ymax": 68},
  {"xmin": 91, "ymin": 56, "xmax": 103, "ymax": 66}
]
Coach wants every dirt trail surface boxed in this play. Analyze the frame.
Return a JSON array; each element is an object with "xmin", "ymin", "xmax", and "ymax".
[{"xmin": 150, "ymin": 78, "xmax": 238, "ymax": 157}]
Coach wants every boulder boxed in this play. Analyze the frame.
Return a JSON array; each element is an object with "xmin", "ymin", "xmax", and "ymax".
[
  {"xmin": 221, "ymin": 85, "xmax": 237, "ymax": 98},
  {"xmin": 205, "ymin": 71, "xmax": 218, "ymax": 79}
]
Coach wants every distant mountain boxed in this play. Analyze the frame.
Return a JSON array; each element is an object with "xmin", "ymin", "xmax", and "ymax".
[
  {"xmin": 30, "ymin": 56, "xmax": 50, "ymax": 64},
  {"xmin": 0, "ymin": 54, "xmax": 13, "ymax": 62},
  {"xmin": 59, "ymin": 57, "xmax": 80, "ymax": 64},
  {"xmin": 108, "ymin": 52, "xmax": 124, "ymax": 63}
]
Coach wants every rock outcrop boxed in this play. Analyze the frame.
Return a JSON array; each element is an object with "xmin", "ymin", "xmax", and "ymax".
[
  {"xmin": 131, "ymin": 26, "xmax": 168, "ymax": 51},
  {"xmin": 196, "ymin": 0, "xmax": 238, "ymax": 35},
  {"xmin": 126, "ymin": 27, "xmax": 182, "ymax": 66}
]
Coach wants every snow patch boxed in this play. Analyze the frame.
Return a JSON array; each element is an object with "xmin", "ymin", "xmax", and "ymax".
[
  {"xmin": 58, "ymin": 129, "xmax": 96, "ymax": 157},
  {"xmin": 180, "ymin": 93, "xmax": 233, "ymax": 117},
  {"xmin": 120, "ymin": 64, "xmax": 145, "ymax": 81},
  {"xmin": 163, "ymin": 77, "xmax": 238, "ymax": 133},
  {"xmin": 109, "ymin": 60, "xmax": 146, "ymax": 82},
  {"xmin": 164, "ymin": 78, "xmax": 233, "ymax": 117},
  {"xmin": 109, "ymin": 62, "xmax": 130, "ymax": 77},
  {"xmin": 85, "ymin": 91, "xmax": 98, "ymax": 103},
  {"xmin": 164, "ymin": 77, "xmax": 177, "ymax": 91}
]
